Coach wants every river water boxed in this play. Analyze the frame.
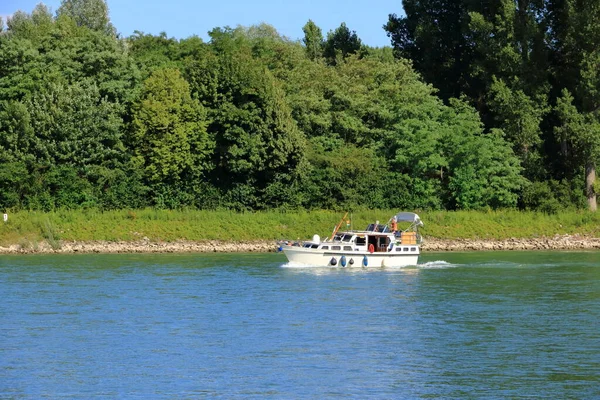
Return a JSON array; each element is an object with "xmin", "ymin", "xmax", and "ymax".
[{"xmin": 1, "ymin": 251, "xmax": 599, "ymax": 398}]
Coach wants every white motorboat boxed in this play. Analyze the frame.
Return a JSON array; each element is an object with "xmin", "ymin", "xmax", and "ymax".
[{"xmin": 278, "ymin": 212, "xmax": 423, "ymax": 267}]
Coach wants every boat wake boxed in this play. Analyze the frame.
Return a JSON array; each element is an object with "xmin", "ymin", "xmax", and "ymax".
[
  {"xmin": 281, "ymin": 261, "xmax": 456, "ymax": 270},
  {"xmin": 417, "ymin": 260, "xmax": 456, "ymax": 269},
  {"xmin": 281, "ymin": 262, "xmax": 325, "ymax": 269}
]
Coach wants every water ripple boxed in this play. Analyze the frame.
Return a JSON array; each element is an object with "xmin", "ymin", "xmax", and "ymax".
[{"xmin": 1, "ymin": 251, "xmax": 599, "ymax": 398}]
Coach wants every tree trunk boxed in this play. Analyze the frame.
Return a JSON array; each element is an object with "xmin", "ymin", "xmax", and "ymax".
[{"xmin": 586, "ymin": 162, "xmax": 597, "ymax": 212}]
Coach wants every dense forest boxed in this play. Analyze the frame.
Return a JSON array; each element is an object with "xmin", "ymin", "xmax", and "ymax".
[{"xmin": 0, "ymin": 0, "xmax": 597, "ymax": 213}]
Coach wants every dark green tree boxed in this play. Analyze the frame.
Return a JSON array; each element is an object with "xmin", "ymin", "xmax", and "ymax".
[
  {"xmin": 127, "ymin": 31, "xmax": 181, "ymax": 77},
  {"xmin": 551, "ymin": 0, "xmax": 600, "ymax": 211},
  {"xmin": 385, "ymin": 0, "xmax": 476, "ymax": 101},
  {"xmin": 187, "ymin": 37, "xmax": 306, "ymax": 209},
  {"xmin": 323, "ymin": 23, "xmax": 362, "ymax": 65}
]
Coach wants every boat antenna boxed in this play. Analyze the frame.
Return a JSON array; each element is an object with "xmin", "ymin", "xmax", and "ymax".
[{"xmin": 331, "ymin": 211, "xmax": 349, "ymax": 238}]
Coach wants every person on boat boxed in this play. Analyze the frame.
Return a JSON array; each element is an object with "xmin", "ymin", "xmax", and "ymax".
[{"xmin": 390, "ymin": 216, "xmax": 398, "ymax": 233}]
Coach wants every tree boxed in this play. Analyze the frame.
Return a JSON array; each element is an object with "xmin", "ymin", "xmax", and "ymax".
[
  {"xmin": 56, "ymin": 0, "xmax": 115, "ymax": 35},
  {"xmin": 442, "ymin": 99, "xmax": 524, "ymax": 209},
  {"xmin": 323, "ymin": 23, "xmax": 362, "ymax": 65},
  {"xmin": 186, "ymin": 39, "xmax": 306, "ymax": 209},
  {"xmin": 131, "ymin": 68, "xmax": 212, "ymax": 187},
  {"xmin": 127, "ymin": 31, "xmax": 185, "ymax": 78},
  {"xmin": 31, "ymin": 4, "xmax": 54, "ymax": 28},
  {"xmin": 384, "ymin": 0, "xmax": 600, "ymax": 210},
  {"xmin": 302, "ymin": 20, "xmax": 323, "ymax": 61},
  {"xmin": 0, "ymin": 161, "xmax": 29, "ymax": 209},
  {"xmin": 385, "ymin": 0, "xmax": 476, "ymax": 101},
  {"xmin": 554, "ymin": 90, "xmax": 600, "ymax": 211},
  {"xmin": 0, "ymin": 101, "xmax": 35, "ymax": 165},
  {"xmin": 547, "ymin": 0, "xmax": 600, "ymax": 211},
  {"xmin": 25, "ymin": 79, "xmax": 125, "ymax": 168},
  {"xmin": 487, "ymin": 77, "xmax": 548, "ymax": 178}
]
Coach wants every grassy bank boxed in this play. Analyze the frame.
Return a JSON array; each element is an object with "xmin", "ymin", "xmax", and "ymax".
[{"xmin": 1, "ymin": 209, "xmax": 600, "ymax": 247}]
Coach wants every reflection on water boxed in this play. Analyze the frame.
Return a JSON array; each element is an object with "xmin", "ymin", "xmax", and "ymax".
[{"xmin": 1, "ymin": 251, "xmax": 599, "ymax": 398}]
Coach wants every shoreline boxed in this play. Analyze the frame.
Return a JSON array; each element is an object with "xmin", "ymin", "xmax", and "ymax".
[{"xmin": 1, "ymin": 234, "xmax": 600, "ymax": 254}]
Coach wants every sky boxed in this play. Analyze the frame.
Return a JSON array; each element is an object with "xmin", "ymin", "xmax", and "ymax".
[{"xmin": 2, "ymin": 0, "xmax": 403, "ymax": 47}]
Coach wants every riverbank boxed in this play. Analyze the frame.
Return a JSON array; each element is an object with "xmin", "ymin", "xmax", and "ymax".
[
  {"xmin": 2, "ymin": 209, "xmax": 600, "ymax": 254},
  {"xmin": 2, "ymin": 234, "xmax": 600, "ymax": 254}
]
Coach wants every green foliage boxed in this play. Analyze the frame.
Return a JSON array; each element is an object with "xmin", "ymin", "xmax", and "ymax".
[
  {"xmin": 26, "ymin": 79, "xmax": 125, "ymax": 167},
  {"xmin": 385, "ymin": 0, "xmax": 475, "ymax": 100},
  {"xmin": 57, "ymin": 0, "xmax": 115, "ymax": 35},
  {"xmin": 555, "ymin": 89, "xmax": 600, "ymax": 164},
  {"xmin": 186, "ymin": 42, "xmax": 306, "ymax": 209},
  {"xmin": 87, "ymin": 164, "xmax": 149, "ymax": 210},
  {"xmin": 323, "ymin": 23, "xmax": 362, "ymax": 65},
  {"xmin": 127, "ymin": 31, "xmax": 184, "ymax": 77},
  {"xmin": 0, "ymin": 162, "xmax": 29, "ymax": 209},
  {"xmin": 0, "ymin": 2, "xmax": 593, "ymax": 213},
  {"xmin": 421, "ymin": 209, "xmax": 600, "ymax": 239},
  {"xmin": 132, "ymin": 68, "xmax": 212, "ymax": 183},
  {"xmin": 520, "ymin": 180, "xmax": 585, "ymax": 215},
  {"xmin": 41, "ymin": 218, "xmax": 61, "ymax": 250},
  {"xmin": 45, "ymin": 165, "xmax": 98, "ymax": 209},
  {"xmin": 302, "ymin": 20, "xmax": 323, "ymax": 61},
  {"xmin": 2, "ymin": 209, "xmax": 600, "ymax": 246},
  {"xmin": 386, "ymin": 0, "xmax": 600, "ymax": 210},
  {"xmin": 301, "ymin": 137, "xmax": 388, "ymax": 209},
  {"xmin": 488, "ymin": 78, "xmax": 548, "ymax": 161}
]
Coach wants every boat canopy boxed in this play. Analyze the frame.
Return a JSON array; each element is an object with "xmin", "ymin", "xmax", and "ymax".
[{"xmin": 394, "ymin": 212, "xmax": 424, "ymax": 227}]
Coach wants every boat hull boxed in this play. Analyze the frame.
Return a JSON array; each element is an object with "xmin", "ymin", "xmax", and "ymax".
[{"xmin": 281, "ymin": 246, "xmax": 419, "ymax": 267}]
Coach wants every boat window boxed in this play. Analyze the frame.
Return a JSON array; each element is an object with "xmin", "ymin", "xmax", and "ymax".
[
  {"xmin": 411, "ymin": 247, "xmax": 416, "ymax": 251},
  {"xmin": 343, "ymin": 246, "xmax": 352, "ymax": 251},
  {"xmin": 342, "ymin": 234, "xmax": 353, "ymax": 242},
  {"xmin": 395, "ymin": 248, "xmax": 402, "ymax": 252},
  {"xmin": 303, "ymin": 243, "xmax": 311, "ymax": 248},
  {"xmin": 332, "ymin": 245, "xmax": 341, "ymax": 250},
  {"xmin": 333, "ymin": 235, "xmax": 342, "ymax": 242},
  {"xmin": 355, "ymin": 236, "xmax": 366, "ymax": 246},
  {"xmin": 404, "ymin": 247, "xmax": 409, "ymax": 251},
  {"xmin": 321, "ymin": 246, "xmax": 329, "ymax": 250},
  {"xmin": 311, "ymin": 244, "xmax": 319, "ymax": 249},
  {"xmin": 366, "ymin": 224, "xmax": 389, "ymax": 232}
]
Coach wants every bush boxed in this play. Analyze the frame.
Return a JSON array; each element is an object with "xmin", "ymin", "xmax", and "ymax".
[{"xmin": 520, "ymin": 180, "xmax": 584, "ymax": 213}]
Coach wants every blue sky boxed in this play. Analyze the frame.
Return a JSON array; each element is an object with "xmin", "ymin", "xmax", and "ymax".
[{"xmin": 2, "ymin": 0, "xmax": 403, "ymax": 47}]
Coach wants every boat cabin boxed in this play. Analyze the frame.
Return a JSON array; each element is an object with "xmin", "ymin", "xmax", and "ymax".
[{"xmin": 299, "ymin": 221, "xmax": 420, "ymax": 254}]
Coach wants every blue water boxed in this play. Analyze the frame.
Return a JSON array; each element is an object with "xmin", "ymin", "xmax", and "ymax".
[{"xmin": 1, "ymin": 251, "xmax": 599, "ymax": 398}]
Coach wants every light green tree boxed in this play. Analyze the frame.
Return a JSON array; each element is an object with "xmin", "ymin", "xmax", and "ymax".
[
  {"xmin": 57, "ymin": 0, "xmax": 115, "ymax": 35},
  {"xmin": 132, "ymin": 68, "xmax": 212, "ymax": 185},
  {"xmin": 302, "ymin": 20, "xmax": 323, "ymax": 61}
]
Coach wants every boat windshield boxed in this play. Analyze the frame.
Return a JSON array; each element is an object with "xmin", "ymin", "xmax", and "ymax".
[
  {"xmin": 341, "ymin": 234, "xmax": 353, "ymax": 242},
  {"xmin": 366, "ymin": 223, "xmax": 389, "ymax": 233}
]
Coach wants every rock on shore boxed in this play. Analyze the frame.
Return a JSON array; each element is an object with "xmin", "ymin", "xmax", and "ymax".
[
  {"xmin": 422, "ymin": 235, "xmax": 600, "ymax": 251},
  {"xmin": 1, "ymin": 234, "xmax": 600, "ymax": 254}
]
